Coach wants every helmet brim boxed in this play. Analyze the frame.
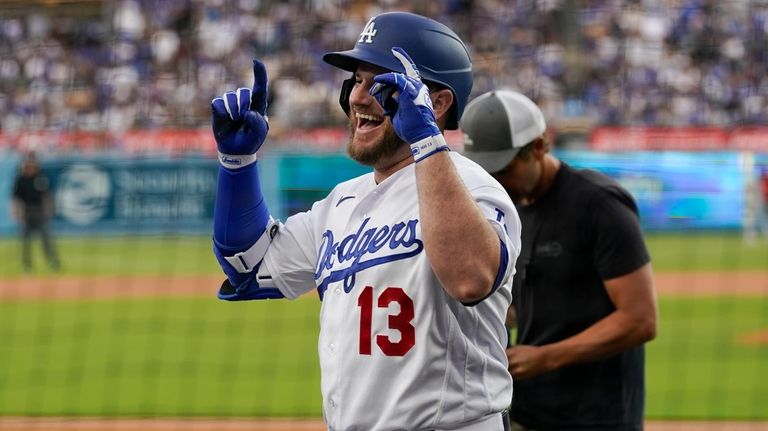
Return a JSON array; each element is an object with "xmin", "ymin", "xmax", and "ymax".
[{"xmin": 323, "ymin": 48, "xmax": 405, "ymax": 75}]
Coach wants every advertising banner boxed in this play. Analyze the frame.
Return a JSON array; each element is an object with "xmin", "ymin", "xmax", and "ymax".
[
  {"xmin": 559, "ymin": 151, "xmax": 746, "ymax": 230},
  {"xmin": 0, "ymin": 153, "xmax": 21, "ymax": 236},
  {"xmin": 42, "ymin": 156, "xmax": 218, "ymax": 235},
  {"xmin": 0, "ymin": 151, "xmax": 759, "ymax": 236}
]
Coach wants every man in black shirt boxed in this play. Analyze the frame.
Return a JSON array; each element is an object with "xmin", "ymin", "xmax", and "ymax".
[
  {"xmin": 461, "ymin": 90, "xmax": 658, "ymax": 430},
  {"xmin": 12, "ymin": 151, "xmax": 60, "ymax": 272}
]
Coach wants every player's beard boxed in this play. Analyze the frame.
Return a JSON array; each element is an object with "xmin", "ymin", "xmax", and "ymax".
[{"xmin": 346, "ymin": 116, "xmax": 404, "ymax": 166}]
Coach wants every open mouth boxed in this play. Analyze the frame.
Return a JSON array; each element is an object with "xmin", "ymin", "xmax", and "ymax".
[{"xmin": 356, "ymin": 112, "xmax": 385, "ymax": 130}]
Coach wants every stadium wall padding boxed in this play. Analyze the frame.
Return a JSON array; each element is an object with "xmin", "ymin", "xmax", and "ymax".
[{"xmin": 0, "ymin": 151, "xmax": 765, "ymax": 236}]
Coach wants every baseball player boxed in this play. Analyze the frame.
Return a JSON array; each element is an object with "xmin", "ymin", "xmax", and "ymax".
[{"xmin": 210, "ymin": 12, "xmax": 520, "ymax": 431}]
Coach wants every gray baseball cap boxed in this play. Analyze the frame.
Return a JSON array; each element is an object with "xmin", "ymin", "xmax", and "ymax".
[{"xmin": 460, "ymin": 89, "xmax": 546, "ymax": 174}]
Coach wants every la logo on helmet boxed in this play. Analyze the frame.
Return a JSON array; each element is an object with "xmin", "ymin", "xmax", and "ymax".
[{"xmin": 358, "ymin": 17, "xmax": 377, "ymax": 43}]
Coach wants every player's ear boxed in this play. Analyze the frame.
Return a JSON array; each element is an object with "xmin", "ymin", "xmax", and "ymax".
[
  {"xmin": 531, "ymin": 136, "xmax": 548, "ymax": 158},
  {"xmin": 430, "ymin": 88, "xmax": 454, "ymax": 129}
]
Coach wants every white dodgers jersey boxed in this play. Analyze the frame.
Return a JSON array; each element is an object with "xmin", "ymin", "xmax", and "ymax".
[{"xmin": 261, "ymin": 152, "xmax": 521, "ymax": 431}]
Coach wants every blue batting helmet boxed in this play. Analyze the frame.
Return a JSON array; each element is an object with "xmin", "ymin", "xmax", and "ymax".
[{"xmin": 323, "ymin": 11, "xmax": 473, "ymax": 130}]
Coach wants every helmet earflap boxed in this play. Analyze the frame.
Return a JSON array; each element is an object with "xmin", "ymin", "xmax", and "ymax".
[{"xmin": 339, "ymin": 75, "xmax": 355, "ymax": 116}]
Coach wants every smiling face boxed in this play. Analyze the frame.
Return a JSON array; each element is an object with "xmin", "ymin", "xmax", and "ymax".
[{"xmin": 346, "ymin": 62, "xmax": 408, "ymax": 168}]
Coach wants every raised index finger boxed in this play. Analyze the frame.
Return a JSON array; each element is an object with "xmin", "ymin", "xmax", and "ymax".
[
  {"xmin": 251, "ymin": 59, "xmax": 268, "ymax": 116},
  {"xmin": 391, "ymin": 47, "xmax": 420, "ymax": 80}
]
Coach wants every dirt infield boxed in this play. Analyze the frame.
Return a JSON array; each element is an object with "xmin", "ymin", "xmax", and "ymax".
[
  {"xmin": 1, "ymin": 271, "xmax": 766, "ymax": 430},
  {"xmin": 0, "ymin": 275, "xmax": 225, "ymax": 300},
  {"xmin": 2, "ymin": 270, "xmax": 767, "ymax": 300},
  {"xmin": 652, "ymin": 271, "xmax": 768, "ymax": 296}
]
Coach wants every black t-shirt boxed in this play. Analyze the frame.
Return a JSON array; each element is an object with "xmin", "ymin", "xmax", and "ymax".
[
  {"xmin": 13, "ymin": 171, "xmax": 51, "ymax": 217},
  {"xmin": 509, "ymin": 163, "xmax": 650, "ymax": 430}
]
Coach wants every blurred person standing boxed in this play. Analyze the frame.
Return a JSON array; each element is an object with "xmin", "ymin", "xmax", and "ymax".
[
  {"xmin": 12, "ymin": 151, "xmax": 60, "ymax": 273},
  {"xmin": 762, "ymin": 168, "xmax": 768, "ymax": 236},
  {"xmin": 756, "ymin": 166, "xmax": 768, "ymax": 240},
  {"xmin": 461, "ymin": 89, "xmax": 658, "ymax": 430},
  {"xmin": 743, "ymin": 162, "xmax": 768, "ymax": 244}
]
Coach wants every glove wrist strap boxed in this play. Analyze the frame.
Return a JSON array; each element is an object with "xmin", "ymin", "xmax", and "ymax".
[
  {"xmin": 218, "ymin": 151, "xmax": 258, "ymax": 169},
  {"xmin": 411, "ymin": 134, "xmax": 449, "ymax": 163},
  {"xmin": 220, "ymin": 217, "xmax": 278, "ymax": 273}
]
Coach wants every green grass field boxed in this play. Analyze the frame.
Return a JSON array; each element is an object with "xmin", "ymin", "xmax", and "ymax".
[
  {"xmin": 647, "ymin": 296, "xmax": 768, "ymax": 419},
  {"xmin": 1, "ymin": 232, "xmax": 767, "ymax": 419},
  {"xmin": 646, "ymin": 232, "xmax": 768, "ymax": 272},
  {"xmin": 2, "ymin": 232, "xmax": 767, "ymax": 276},
  {"xmin": 0, "ymin": 236, "xmax": 221, "ymax": 277},
  {"xmin": 0, "ymin": 297, "xmax": 323, "ymax": 417},
  {"xmin": 0, "ymin": 296, "xmax": 766, "ymax": 419}
]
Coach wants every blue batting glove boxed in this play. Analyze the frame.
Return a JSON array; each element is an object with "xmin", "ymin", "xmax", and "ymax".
[
  {"xmin": 372, "ymin": 47, "xmax": 448, "ymax": 162},
  {"xmin": 211, "ymin": 59, "xmax": 269, "ymax": 169}
]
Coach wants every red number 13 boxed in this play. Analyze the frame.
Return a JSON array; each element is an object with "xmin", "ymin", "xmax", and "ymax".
[{"xmin": 357, "ymin": 286, "xmax": 415, "ymax": 356}]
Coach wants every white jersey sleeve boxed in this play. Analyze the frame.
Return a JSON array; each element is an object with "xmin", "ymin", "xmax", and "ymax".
[
  {"xmin": 259, "ymin": 211, "xmax": 317, "ymax": 299},
  {"xmin": 452, "ymin": 152, "xmax": 522, "ymax": 293}
]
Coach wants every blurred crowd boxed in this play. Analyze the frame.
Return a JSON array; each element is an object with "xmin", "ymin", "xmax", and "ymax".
[{"xmin": 1, "ymin": 0, "xmax": 767, "ymax": 140}]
